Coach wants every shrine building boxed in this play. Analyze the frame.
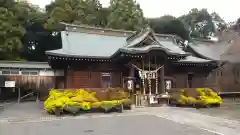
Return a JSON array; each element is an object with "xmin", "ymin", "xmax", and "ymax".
[{"xmin": 46, "ymin": 23, "xmax": 231, "ymax": 95}]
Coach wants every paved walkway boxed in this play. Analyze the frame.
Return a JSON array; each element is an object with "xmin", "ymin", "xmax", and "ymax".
[
  {"xmin": 1, "ymin": 103, "xmax": 240, "ymax": 135},
  {"xmin": 135, "ymin": 106, "xmax": 240, "ymax": 135},
  {"xmin": 0, "ymin": 102, "xmax": 47, "ymax": 120},
  {"xmin": 0, "ymin": 112, "xmax": 215, "ymax": 135}
]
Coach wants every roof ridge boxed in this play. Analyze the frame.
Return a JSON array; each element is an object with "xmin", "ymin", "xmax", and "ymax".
[
  {"xmin": 155, "ymin": 33, "xmax": 182, "ymax": 39},
  {"xmin": 61, "ymin": 22, "xmax": 182, "ymax": 40},
  {"xmin": 126, "ymin": 26, "xmax": 151, "ymax": 42},
  {"xmin": 191, "ymin": 38, "xmax": 217, "ymax": 43},
  {"xmin": 61, "ymin": 22, "xmax": 135, "ymax": 34},
  {"xmin": 0, "ymin": 61, "xmax": 48, "ymax": 64}
]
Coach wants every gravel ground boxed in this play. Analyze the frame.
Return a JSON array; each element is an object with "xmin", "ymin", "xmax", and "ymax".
[
  {"xmin": 0, "ymin": 114, "xmax": 215, "ymax": 135},
  {"xmin": 1, "ymin": 100, "xmax": 240, "ymax": 135},
  {"xmin": 194, "ymin": 99, "xmax": 240, "ymax": 120},
  {"xmin": 0, "ymin": 102, "xmax": 47, "ymax": 119}
]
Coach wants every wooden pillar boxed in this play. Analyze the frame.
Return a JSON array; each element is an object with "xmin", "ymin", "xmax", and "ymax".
[
  {"xmin": 18, "ymin": 88, "xmax": 21, "ymax": 103},
  {"xmin": 64, "ymin": 68, "xmax": 67, "ymax": 89},
  {"xmin": 67, "ymin": 69, "xmax": 73, "ymax": 88},
  {"xmin": 148, "ymin": 55, "xmax": 152, "ymax": 96},
  {"xmin": 142, "ymin": 59, "xmax": 146, "ymax": 95},
  {"xmin": 160, "ymin": 65, "xmax": 165, "ymax": 93},
  {"xmin": 155, "ymin": 56, "xmax": 158, "ymax": 95},
  {"xmin": 155, "ymin": 72, "xmax": 158, "ymax": 94}
]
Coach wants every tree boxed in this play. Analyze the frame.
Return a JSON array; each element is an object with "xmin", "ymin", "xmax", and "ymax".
[
  {"xmin": 17, "ymin": 2, "xmax": 63, "ymax": 62},
  {"xmin": 148, "ymin": 16, "xmax": 190, "ymax": 40},
  {"xmin": 179, "ymin": 8, "xmax": 226, "ymax": 39},
  {"xmin": 45, "ymin": 0, "xmax": 105, "ymax": 30},
  {"xmin": 106, "ymin": 0, "xmax": 145, "ymax": 31},
  {"xmin": 0, "ymin": 1, "xmax": 25, "ymax": 60},
  {"xmin": 0, "ymin": 0, "xmax": 48, "ymax": 60},
  {"xmin": 211, "ymin": 12, "xmax": 226, "ymax": 30},
  {"xmin": 20, "ymin": 7, "xmax": 61, "ymax": 61}
]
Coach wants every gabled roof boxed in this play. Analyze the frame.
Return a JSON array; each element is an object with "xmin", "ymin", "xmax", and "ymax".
[
  {"xmin": 46, "ymin": 23, "xmax": 220, "ymax": 64},
  {"xmin": 117, "ymin": 27, "xmax": 189, "ymax": 55},
  {"xmin": 46, "ymin": 24, "xmax": 188, "ymax": 58}
]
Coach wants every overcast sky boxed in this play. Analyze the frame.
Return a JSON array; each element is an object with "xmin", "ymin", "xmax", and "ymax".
[{"xmin": 29, "ymin": 0, "xmax": 239, "ymax": 22}]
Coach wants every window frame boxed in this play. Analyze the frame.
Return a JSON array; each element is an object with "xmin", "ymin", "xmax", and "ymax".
[
  {"xmin": 1, "ymin": 70, "xmax": 20, "ymax": 75},
  {"xmin": 101, "ymin": 72, "xmax": 112, "ymax": 88}
]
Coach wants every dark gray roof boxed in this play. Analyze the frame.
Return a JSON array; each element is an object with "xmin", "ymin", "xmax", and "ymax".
[
  {"xmin": 124, "ymin": 28, "xmax": 151, "ymax": 48},
  {"xmin": 46, "ymin": 31, "xmax": 127, "ymax": 58},
  {"xmin": 46, "ymin": 28, "xmax": 188, "ymax": 58},
  {"xmin": 120, "ymin": 44, "xmax": 169, "ymax": 54},
  {"xmin": 178, "ymin": 56, "xmax": 213, "ymax": 63},
  {"xmin": 119, "ymin": 28, "xmax": 188, "ymax": 55},
  {"xmin": 188, "ymin": 41, "xmax": 231, "ymax": 60},
  {"xmin": 156, "ymin": 37, "xmax": 187, "ymax": 55},
  {"xmin": 46, "ymin": 23, "xmax": 218, "ymax": 64},
  {"xmin": 0, "ymin": 61, "xmax": 51, "ymax": 69},
  {"xmin": 119, "ymin": 44, "xmax": 188, "ymax": 55}
]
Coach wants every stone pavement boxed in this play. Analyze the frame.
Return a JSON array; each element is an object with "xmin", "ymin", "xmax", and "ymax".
[
  {"xmin": 136, "ymin": 106, "xmax": 240, "ymax": 135},
  {"xmin": 0, "ymin": 102, "xmax": 47, "ymax": 120},
  {"xmin": 1, "ymin": 103, "xmax": 240, "ymax": 135},
  {"xmin": 191, "ymin": 99, "xmax": 240, "ymax": 121},
  {"xmin": 0, "ymin": 113, "xmax": 215, "ymax": 135}
]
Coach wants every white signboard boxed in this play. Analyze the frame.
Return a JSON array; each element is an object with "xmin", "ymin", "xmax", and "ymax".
[
  {"xmin": 5, "ymin": 81, "xmax": 15, "ymax": 88},
  {"xmin": 127, "ymin": 80, "xmax": 133, "ymax": 90},
  {"xmin": 165, "ymin": 80, "xmax": 171, "ymax": 90}
]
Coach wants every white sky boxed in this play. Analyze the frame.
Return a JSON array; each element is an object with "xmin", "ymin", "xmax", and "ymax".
[{"xmin": 29, "ymin": 0, "xmax": 239, "ymax": 22}]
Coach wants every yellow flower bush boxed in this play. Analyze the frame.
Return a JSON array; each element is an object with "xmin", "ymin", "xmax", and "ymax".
[
  {"xmin": 44, "ymin": 88, "xmax": 130, "ymax": 114},
  {"xmin": 170, "ymin": 88, "xmax": 222, "ymax": 107},
  {"xmin": 80, "ymin": 102, "xmax": 91, "ymax": 111}
]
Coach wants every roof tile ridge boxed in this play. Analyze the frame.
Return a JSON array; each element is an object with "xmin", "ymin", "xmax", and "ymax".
[
  {"xmin": 61, "ymin": 22, "xmax": 135, "ymax": 34},
  {"xmin": 191, "ymin": 38, "xmax": 217, "ymax": 44},
  {"xmin": 126, "ymin": 26, "xmax": 151, "ymax": 42},
  {"xmin": 123, "ymin": 27, "xmax": 152, "ymax": 48}
]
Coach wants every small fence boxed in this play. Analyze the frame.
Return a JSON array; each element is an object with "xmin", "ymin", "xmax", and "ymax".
[
  {"xmin": 133, "ymin": 93, "xmax": 170, "ymax": 107},
  {"xmin": 134, "ymin": 94, "xmax": 148, "ymax": 107}
]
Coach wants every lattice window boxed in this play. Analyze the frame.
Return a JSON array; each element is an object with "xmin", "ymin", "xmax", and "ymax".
[
  {"xmin": 101, "ymin": 72, "xmax": 111, "ymax": 88},
  {"xmin": 21, "ymin": 70, "xmax": 39, "ymax": 76},
  {"xmin": 1, "ymin": 70, "xmax": 20, "ymax": 75}
]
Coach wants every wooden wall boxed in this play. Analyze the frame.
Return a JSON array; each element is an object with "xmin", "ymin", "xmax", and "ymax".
[
  {"xmin": 205, "ymin": 63, "xmax": 240, "ymax": 92},
  {"xmin": 1, "ymin": 75, "xmax": 55, "ymax": 89},
  {"xmin": 61, "ymin": 62, "xmax": 124, "ymax": 89},
  {"xmin": 67, "ymin": 71, "xmax": 122, "ymax": 89},
  {"xmin": 167, "ymin": 64, "xmax": 213, "ymax": 89}
]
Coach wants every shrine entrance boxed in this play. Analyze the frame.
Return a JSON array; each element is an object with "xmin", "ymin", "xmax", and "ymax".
[{"xmin": 131, "ymin": 54, "xmax": 166, "ymax": 106}]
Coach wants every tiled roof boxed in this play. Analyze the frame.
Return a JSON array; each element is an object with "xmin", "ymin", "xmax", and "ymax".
[
  {"xmin": 46, "ymin": 23, "xmax": 224, "ymax": 63},
  {"xmin": 0, "ymin": 61, "xmax": 50, "ymax": 69},
  {"xmin": 156, "ymin": 37, "xmax": 187, "ymax": 55},
  {"xmin": 119, "ymin": 44, "xmax": 171, "ymax": 54},
  {"xmin": 188, "ymin": 40, "xmax": 231, "ymax": 60},
  {"xmin": 120, "ymin": 27, "xmax": 188, "ymax": 55},
  {"xmin": 46, "ymin": 27, "xmax": 188, "ymax": 58},
  {"xmin": 220, "ymin": 36, "xmax": 240, "ymax": 63},
  {"xmin": 178, "ymin": 56, "xmax": 213, "ymax": 63},
  {"xmin": 124, "ymin": 27, "xmax": 151, "ymax": 48},
  {"xmin": 46, "ymin": 31, "xmax": 127, "ymax": 58}
]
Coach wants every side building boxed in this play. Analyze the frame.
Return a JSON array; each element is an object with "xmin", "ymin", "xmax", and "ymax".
[{"xmin": 0, "ymin": 61, "xmax": 63, "ymax": 101}]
